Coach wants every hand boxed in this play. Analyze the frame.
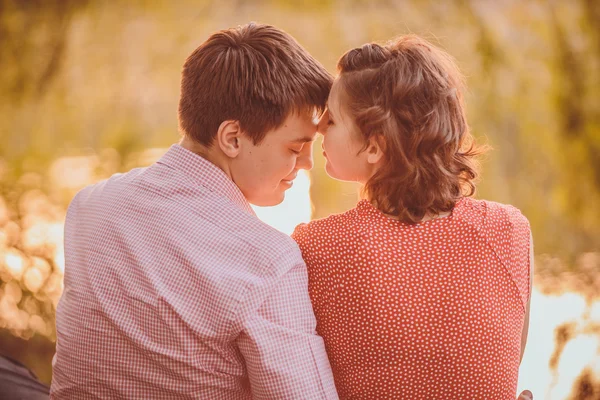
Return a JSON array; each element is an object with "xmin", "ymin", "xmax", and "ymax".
[{"xmin": 517, "ymin": 390, "xmax": 533, "ymax": 400}]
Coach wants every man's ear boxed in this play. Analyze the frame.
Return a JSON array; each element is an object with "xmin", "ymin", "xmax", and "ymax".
[
  {"xmin": 216, "ymin": 120, "xmax": 242, "ymax": 158},
  {"xmin": 366, "ymin": 135, "xmax": 384, "ymax": 165}
]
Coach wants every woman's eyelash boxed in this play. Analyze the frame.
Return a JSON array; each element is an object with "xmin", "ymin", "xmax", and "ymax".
[{"xmin": 290, "ymin": 148, "xmax": 301, "ymax": 155}]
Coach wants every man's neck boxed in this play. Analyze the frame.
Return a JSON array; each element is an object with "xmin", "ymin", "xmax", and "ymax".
[{"xmin": 179, "ymin": 136, "xmax": 233, "ymax": 180}]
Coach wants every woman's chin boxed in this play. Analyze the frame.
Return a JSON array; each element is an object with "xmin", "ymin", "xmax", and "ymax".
[
  {"xmin": 324, "ymin": 162, "xmax": 346, "ymax": 182},
  {"xmin": 324, "ymin": 162, "xmax": 366, "ymax": 184}
]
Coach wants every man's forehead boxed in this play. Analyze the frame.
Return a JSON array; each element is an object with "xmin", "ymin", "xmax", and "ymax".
[
  {"xmin": 265, "ymin": 107, "xmax": 319, "ymax": 143},
  {"xmin": 288, "ymin": 110, "xmax": 318, "ymax": 140},
  {"xmin": 290, "ymin": 120, "xmax": 318, "ymax": 142}
]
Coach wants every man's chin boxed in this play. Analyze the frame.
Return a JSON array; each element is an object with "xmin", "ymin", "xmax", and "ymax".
[{"xmin": 249, "ymin": 192, "xmax": 286, "ymax": 207}]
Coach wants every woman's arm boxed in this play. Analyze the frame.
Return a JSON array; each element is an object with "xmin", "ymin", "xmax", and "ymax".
[{"xmin": 520, "ymin": 232, "xmax": 534, "ymax": 363}]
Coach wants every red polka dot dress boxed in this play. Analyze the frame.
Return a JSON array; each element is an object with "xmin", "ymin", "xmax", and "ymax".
[{"xmin": 292, "ymin": 197, "xmax": 531, "ymax": 400}]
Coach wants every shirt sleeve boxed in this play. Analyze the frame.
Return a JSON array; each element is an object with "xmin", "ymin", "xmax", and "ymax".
[{"xmin": 236, "ymin": 260, "xmax": 338, "ymax": 400}]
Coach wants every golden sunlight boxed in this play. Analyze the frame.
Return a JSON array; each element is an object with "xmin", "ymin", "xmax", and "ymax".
[
  {"xmin": 4, "ymin": 250, "xmax": 25, "ymax": 280},
  {"xmin": 49, "ymin": 156, "xmax": 100, "ymax": 190},
  {"xmin": 23, "ymin": 258, "xmax": 52, "ymax": 293}
]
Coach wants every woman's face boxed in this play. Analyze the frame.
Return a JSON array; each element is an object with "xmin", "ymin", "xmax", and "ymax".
[{"xmin": 319, "ymin": 79, "xmax": 381, "ymax": 184}]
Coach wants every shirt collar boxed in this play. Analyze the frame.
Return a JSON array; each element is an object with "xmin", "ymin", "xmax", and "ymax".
[{"xmin": 157, "ymin": 144, "xmax": 255, "ymax": 216}]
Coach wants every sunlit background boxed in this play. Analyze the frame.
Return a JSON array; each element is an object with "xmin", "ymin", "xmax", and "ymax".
[{"xmin": 1, "ymin": 1, "xmax": 599, "ymax": 398}]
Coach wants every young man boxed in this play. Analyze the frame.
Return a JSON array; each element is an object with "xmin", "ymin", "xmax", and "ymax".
[{"xmin": 51, "ymin": 23, "xmax": 337, "ymax": 399}]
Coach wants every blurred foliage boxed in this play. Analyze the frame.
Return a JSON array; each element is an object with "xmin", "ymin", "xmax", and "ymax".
[{"xmin": 0, "ymin": 0, "xmax": 598, "ymax": 394}]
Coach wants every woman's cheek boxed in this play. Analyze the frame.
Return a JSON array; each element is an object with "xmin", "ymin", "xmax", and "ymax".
[{"xmin": 323, "ymin": 129, "xmax": 335, "ymax": 152}]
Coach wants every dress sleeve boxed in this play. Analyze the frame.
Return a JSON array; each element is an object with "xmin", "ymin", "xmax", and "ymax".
[{"xmin": 483, "ymin": 202, "xmax": 531, "ymax": 310}]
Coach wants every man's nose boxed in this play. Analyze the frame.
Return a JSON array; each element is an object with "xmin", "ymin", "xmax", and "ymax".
[{"xmin": 297, "ymin": 143, "xmax": 314, "ymax": 171}]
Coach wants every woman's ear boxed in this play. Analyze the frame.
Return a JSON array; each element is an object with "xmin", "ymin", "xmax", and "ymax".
[
  {"xmin": 366, "ymin": 135, "xmax": 384, "ymax": 165},
  {"xmin": 216, "ymin": 120, "xmax": 242, "ymax": 158}
]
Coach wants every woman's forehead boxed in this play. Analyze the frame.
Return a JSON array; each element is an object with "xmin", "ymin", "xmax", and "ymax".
[{"xmin": 327, "ymin": 79, "xmax": 344, "ymax": 113}]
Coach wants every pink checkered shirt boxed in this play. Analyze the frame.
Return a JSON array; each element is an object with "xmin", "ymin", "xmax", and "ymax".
[{"xmin": 51, "ymin": 144, "xmax": 338, "ymax": 399}]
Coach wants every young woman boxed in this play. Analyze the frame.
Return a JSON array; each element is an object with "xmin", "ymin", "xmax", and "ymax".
[{"xmin": 292, "ymin": 35, "xmax": 533, "ymax": 400}]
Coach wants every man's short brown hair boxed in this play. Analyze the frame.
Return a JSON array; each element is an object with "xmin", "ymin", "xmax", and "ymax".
[{"xmin": 178, "ymin": 23, "xmax": 333, "ymax": 146}]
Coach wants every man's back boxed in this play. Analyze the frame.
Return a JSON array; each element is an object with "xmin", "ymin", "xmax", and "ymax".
[{"xmin": 51, "ymin": 145, "xmax": 336, "ymax": 399}]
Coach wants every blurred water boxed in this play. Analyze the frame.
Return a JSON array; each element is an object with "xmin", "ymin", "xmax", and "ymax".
[{"xmin": 518, "ymin": 291, "xmax": 600, "ymax": 399}]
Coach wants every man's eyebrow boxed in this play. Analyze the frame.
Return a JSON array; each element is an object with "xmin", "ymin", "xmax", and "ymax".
[{"xmin": 291, "ymin": 136, "xmax": 316, "ymax": 143}]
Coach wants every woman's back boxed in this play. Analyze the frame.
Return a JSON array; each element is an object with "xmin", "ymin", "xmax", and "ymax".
[{"xmin": 293, "ymin": 197, "xmax": 530, "ymax": 400}]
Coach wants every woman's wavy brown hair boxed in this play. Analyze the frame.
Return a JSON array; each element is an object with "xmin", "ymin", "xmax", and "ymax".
[{"xmin": 336, "ymin": 35, "xmax": 486, "ymax": 223}]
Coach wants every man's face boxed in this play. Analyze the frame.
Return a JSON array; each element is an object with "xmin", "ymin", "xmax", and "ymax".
[{"xmin": 231, "ymin": 111, "xmax": 317, "ymax": 206}]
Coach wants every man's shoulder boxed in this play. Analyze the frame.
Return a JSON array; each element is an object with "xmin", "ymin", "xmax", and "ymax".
[
  {"xmin": 71, "ymin": 165, "xmax": 301, "ymax": 272},
  {"xmin": 70, "ymin": 167, "xmax": 148, "ymax": 205},
  {"xmin": 220, "ymin": 210, "xmax": 303, "ymax": 269}
]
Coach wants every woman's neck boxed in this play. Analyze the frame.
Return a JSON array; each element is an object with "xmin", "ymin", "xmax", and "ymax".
[{"xmin": 368, "ymin": 198, "xmax": 451, "ymax": 223}]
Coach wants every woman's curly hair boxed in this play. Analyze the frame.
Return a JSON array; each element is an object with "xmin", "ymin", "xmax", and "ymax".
[{"xmin": 337, "ymin": 35, "xmax": 486, "ymax": 223}]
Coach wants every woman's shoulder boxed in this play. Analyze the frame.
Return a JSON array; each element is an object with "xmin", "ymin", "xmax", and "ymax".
[
  {"xmin": 456, "ymin": 197, "xmax": 529, "ymax": 232},
  {"xmin": 458, "ymin": 198, "xmax": 531, "ymax": 307}
]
